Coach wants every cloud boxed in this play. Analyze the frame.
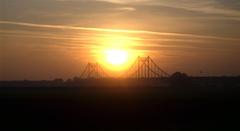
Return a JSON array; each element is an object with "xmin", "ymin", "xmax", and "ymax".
[
  {"xmin": 114, "ymin": 7, "xmax": 136, "ymax": 11},
  {"xmin": 95, "ymin": 0, "xmax": 240, "ymax": 18},
  {"xmin": 96, "ymin": 0, "xmax": 149, "ymax": 4},
  {"xmin": 1, "ymin": 20, "xmax": 239, "ymax": 42},
  {"xmin": 152, "ymin": 0, "xmax": 240, "ymax": 17}
]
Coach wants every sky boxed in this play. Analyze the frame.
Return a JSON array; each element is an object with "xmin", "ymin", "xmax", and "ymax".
[{"xmin": 0, "ymin": 0, "xmax": 240, "ymax": 80}]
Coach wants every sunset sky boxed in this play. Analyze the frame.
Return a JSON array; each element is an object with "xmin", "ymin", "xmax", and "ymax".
[{"xmin": 1, "ymin": 0, "xmax": 240, "ymax": 80}]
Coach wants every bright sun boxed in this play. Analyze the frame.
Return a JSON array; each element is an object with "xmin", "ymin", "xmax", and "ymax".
[
  {"xmin": 105, "ymin": 49, "xmax": 128, "ymax": 66},
  {"xmin": 94, "ymin": 34, "xmax": 142, "ymax": 74}
]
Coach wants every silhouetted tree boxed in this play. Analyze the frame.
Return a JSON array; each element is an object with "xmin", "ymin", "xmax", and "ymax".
[
  {"xmin": 170, "ymin": 72, "xmax": 191, "ymax": 87},
  {"xmin": 53, "ymin": 78, "xmax": 64, "ymax": 83},
  {"xmin": 171, "ymin": 72, "xmax": 188, "ymax": 79},
  {"xmin": 66, "ymin": 78, "xmax": 73, "ymax": 83},
  {"xmin": 73, "ymin": 77, "xmax": 81, "ymax": 82}
]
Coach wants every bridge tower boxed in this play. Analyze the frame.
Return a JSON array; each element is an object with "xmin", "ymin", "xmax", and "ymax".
[
  {"xmin": 125, "ymin": 56, "xmax": 169, "ymax": 79},
  {"xmin": 80, "ymin": 63, "xmax": 108, "ymax": 79}
]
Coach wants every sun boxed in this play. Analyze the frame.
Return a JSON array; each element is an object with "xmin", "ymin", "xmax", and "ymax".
[
  {"xmin": 93, "ymin": 34, "xmax": 143, "ymax": 74},
  {"xmin": 100, "ymin": 47, "xmax": 136, "ymax": 72},
  {"xmin": 105, "ymin": 49, "xmax": 128, "ymax": 66}
]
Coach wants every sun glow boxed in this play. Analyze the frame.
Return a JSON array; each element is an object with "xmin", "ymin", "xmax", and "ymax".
[
  {"xmin": 105, "ymin": 49, "xmax": 129, "ymax": 66},
  {"xmin": 94, "ymin": 34, "xmax": 142, "ymax": 74},
  {"xmin": 99, "ymin": 47, "xmax": 135, "ymax": 72}
]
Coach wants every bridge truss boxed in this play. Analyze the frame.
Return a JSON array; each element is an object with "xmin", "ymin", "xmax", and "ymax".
[
  {"xmin": 80, "ymin": 56, "xmax": 169, "ymax": 79},
  {"xmin": 80, "ymin": 63, "xmax": 109, "ymax": 79},
  {"xmin": 124, "ymin": 56, "xmax": 170, "ymax": 79}
]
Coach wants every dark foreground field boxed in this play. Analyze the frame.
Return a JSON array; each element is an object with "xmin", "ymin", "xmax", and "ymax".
[{"xmin": 0, "ymin": 78, "xmax": 240, "ymax": 130}]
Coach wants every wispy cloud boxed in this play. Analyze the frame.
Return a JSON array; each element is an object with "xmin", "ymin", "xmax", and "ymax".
[
  {"xmin": 1, "ymin": 20, "xmax": 239, "ymax": 41},
  {"xmin": 151, "ymin": 0, "xmax": 240, "ymax": 17},
  {"xmin": 96, "ymin": 0, "xmax": 240, "ymax": 18},
  {"xmin": 114, "ymin": 7, "xmax": 136, "ymax": 12},
  {"xmin": 96, "ymin": 0, "xmax": 149, "ymax": 4}
]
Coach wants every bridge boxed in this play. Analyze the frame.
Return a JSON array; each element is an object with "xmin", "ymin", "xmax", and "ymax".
[
  {"xmin": 80, "ymin": 63, "xmax": 109, "ymax": 79},
  {"xmin": 80, "ymin": 56, "xmax": 170, "ymax": 79}
]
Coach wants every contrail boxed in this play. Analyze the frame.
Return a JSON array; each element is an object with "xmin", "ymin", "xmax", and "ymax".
[{"xmin": 0, "ymin": 20, "xmax": 239, "ymax": 41}]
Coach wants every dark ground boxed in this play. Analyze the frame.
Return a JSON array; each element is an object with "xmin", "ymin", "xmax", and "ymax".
[{"xmin": 0, "ymin": 78, "xmax": 240, "ymax": 130}]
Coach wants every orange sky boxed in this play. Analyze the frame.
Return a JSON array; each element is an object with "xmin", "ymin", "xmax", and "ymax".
[{"xmin": 1, "ymin": 0, "xmax": 240, "ymax": 80}]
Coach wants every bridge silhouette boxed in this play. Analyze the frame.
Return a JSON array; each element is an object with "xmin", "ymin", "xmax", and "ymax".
[
  {"xmin": 80, "ymin": 63, "xmax": 109, "ymax": 79},
  {"xmin": 80, "ymin": 56, "xmax": 170, "ymax": 79}
]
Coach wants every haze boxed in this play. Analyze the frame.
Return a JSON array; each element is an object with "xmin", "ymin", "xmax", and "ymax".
[{"xmin": 1, "ymin": 0, "xmax": 240, "ymax": 80}]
